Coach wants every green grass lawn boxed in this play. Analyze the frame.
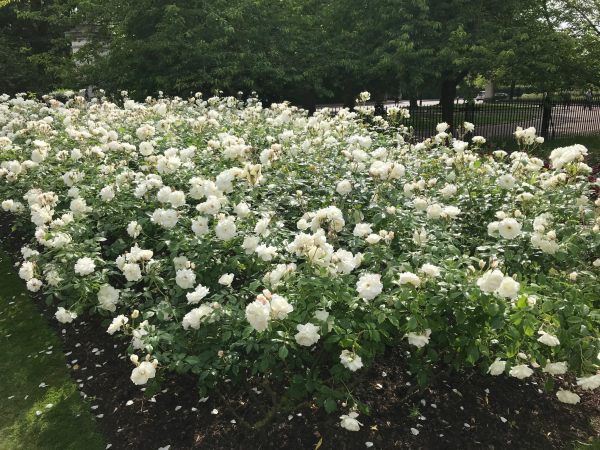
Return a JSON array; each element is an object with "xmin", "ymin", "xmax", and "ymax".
[
  {"xmin": 469, "ymin": 104, "xmax": 540, "ymax": 126},
  {"xmin": 408, "ymin": 103, "xmax": 542, "ymax": 129},
  {"xmin": 0, "ymin": 249, "xmax": 104, "ymax": 450}
]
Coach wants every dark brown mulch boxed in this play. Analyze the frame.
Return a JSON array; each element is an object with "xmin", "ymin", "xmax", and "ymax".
[
  {"xmin": 1, "ymin": 218, "xmax": 599, "ymax": 450},
  {"xmin": 41, "ymin": 311, "xmax": 600, "ymax": 450}
]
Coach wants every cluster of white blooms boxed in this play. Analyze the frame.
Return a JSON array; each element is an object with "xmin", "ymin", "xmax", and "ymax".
[
  {"xmin": 549, "ymin": 144, "xmax": 588, "ymax": 170},
  {"xmin": 514, "ymin": 126, "xmax": 544, "ymax": 146},
  {"xmin": 182, "ymin": 302, "xmax": 221, "ymax": 329},
  {"xmin": 245, "ymin": 290, "xmax": 294, "ymax": 332},
  {"xmin": 477, "ymin": 270, "xmax": 520, "ymax": 299},
  {"xmin": 0, "ymin": 92, "xmax": 598, "ymax": 415}
]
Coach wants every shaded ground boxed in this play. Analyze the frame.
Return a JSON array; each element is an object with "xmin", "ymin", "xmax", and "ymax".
[
  {"xmin": 33, "ymin": 307, "xmax": 600, "ymax": 450},
  {"xmin": 0, "ymin": 250, "xmax": 104, "ymax": 450}
]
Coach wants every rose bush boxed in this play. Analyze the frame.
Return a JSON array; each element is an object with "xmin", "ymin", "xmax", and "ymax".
[{"xmin": 1, "ymin": 91, "xmax": 599, "ymax": 428}]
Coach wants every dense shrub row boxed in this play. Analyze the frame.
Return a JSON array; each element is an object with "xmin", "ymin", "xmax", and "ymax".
[{"xmin": 1, "ymin": 92, "xmax": 599, "ymax": 428}]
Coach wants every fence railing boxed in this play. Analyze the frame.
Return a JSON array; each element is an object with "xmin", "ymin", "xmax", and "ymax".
[{"xmin": 318, "ymin": 96, "xmax": 600, "ymax": 141}]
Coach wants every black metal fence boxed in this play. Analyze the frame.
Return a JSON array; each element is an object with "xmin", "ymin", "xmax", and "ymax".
[{"xmin": 318, "ymin": 96, "xmax": 600, "ymax": 141}]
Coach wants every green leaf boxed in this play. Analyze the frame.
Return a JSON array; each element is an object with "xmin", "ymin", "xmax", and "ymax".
[
  {"xmin": 278, "ymin": 345, "xmax": 288, "ymax": 360},
  {"xmin": 185, "ymin": 356, "xmax": 200, "ymax": 365},
  {"xmin": 407, "ymin": 316, "xmax": 418, "ymax": 330},
  {"xmin": 323, "ymin": 398, "xmax": 337, "ymax": 413}
]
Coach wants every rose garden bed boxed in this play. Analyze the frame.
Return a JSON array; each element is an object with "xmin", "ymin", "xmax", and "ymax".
[{"xmin": 0, "ymin": 91, "xmax": 599, "ymax": 448}]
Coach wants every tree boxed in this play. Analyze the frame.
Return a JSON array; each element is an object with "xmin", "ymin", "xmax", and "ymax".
[
  {"xmin": 74, "ymin": 0, "xmax": 336, "ymax": 107},
  {"xmin": 0, "ymin": 0, "xmax": 76, "ymax": 95}
]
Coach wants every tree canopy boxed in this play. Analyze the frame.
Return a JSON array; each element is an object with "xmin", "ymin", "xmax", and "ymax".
[{"xmin": 0, "ymin": 0, "xmax": 598, "ymax": 111}]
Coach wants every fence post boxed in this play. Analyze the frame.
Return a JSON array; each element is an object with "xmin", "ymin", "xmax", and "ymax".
[
  {"xmin": 541, "ymin": 93, "xmax": 553, "ymax": 139},
  {"xmin": 465, "ymin": 100, "xmax": 475, "ymax": 123}
]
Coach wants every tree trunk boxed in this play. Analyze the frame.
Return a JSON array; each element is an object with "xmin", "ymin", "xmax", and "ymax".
[
  {"xmin": 440, "ymin": 77, "xmax": 457, "ymax": 127},
  {"xmin": 509, "ymin": 80, "xmax": 516, "ymax": 100},
  {"xmin": 541, "ymin": 93, "xmax": 553, "ymax": 139},
  {"xmin": 343, "ymin": 92, "xmax": 355, "ymax": 110}
]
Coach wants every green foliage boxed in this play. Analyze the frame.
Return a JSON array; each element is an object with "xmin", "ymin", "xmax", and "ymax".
[
  {"xmin": 0, "ymin": 0, "xmax": 76, "ymax": 95},
  {"xmin": 1, "ymin": 0, "xmax": 599, "ymax": 105}
]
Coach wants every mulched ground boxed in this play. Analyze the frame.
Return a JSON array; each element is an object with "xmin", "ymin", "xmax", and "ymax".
[{"xmin": 1, "ymin": 219, "xmax": 599, "ymax": 450}]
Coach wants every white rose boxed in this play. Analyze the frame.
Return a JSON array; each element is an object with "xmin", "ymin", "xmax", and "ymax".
[
  {"xmin": 542, "ymin": 361, "xmax": 568, "ymax": 375},
  {"xmin": 336, "ymin": 180, "xmax": 352, "ymax": 196},
  {"xmin": 168, "ymin": 190, "xmax": 186, "ymax": 208},
  {"xmin": 497, "ymin": 174, "xmax": 516, "ymax": 190},
  {"xmin": 576, "ymin": 374, "xmax": 600, "ymax": 391},
  {"xmin": 365, "ymin": 233, "xmax": 382, "ymax": 244},
  {"xmin": 436, "ymin": 122, "xmax": 449, "ymax": 133},
  {"xmin": 556, "ymin": 389, "xmax": 580, "ymax": 404},
  {"xmin": 192, "ymin": 216, "xmax": 209, "ymax": 237},
  {"xmin": 487, "ymin": 221, "xmax": 499, "ymax": 237},
  {"xmin": 426, "ymin": 203, "xmax": 443, "ymax": 219},
  {"xmin": 182, "ymin": 304, "xmax": 214, "ymax": 329},
  {"xmin": 440, "ymin": 184, "xmax": 457, "ymax": 198},
  {"xmin": 26, "ymin": 278, "xmax": 43, "ymax": 292},
  {"xmin": 453, "ymin": 140, "xmax": 468, "ymax": 152},
  {"xmin": 242, "ymin": 235, "xmax": 260, "ymax": 254},
  {"xmin": 294, "ymin": 323, "xmax": 320, "ymax": 346},
  {"xmin": 246, "ymin": 300, "xmax": 271, "ymax": 332},
  {"xmin": 497, "ymin": 218, "xmax": 522, "ymax": 240},
  {"xmin": 340, "ymin": 350, "xmax": 363, "ymax": 371},
  {"xmin": 55, "ymin": 307, "xmax": 77, "ymax": 323},
  {"xmin": 74, "ymin": 257, "xmax": 95, "ymax": 276},
  {"xmin": 340, "ymin": 412, "xmax": 362, "ymax": 431},
  {"xmin": 173, "ymin": 256, "xmax": 188, "ymax": 270},
  {"xmin": 496, "ymin": 277, "xmax": 520, "ymax": 299},
  {"xmin": 398, "ymin": 272, "xmax": 421, "ymax": 287},
  {"xmin": 218, "ymin": 273, "xmax": 234, "ymax": 286},
  {"xmin": 270, "ymin": 294, "xmax": 293, "ymax": 320},
  {"xmin": 175, "ymin": 268, "xmax": 196, "ymax": 289},
  {"xmin": 139, "ymin": 141, "xmax": 154, "ymax": 156},
  {"xmin": 413, "ymin": 197, "xmax": 428, "ymax": 211},
  {"xmin": 420, "ymin": 263, "xmax": 441, "ymax": 278},
  {"xmin": 107, "ymin": 314, "xmax": 128, "ymax": 334},
  {"xmin": 151, "ymin": 208, "xmax": 178, "ymax": 229},
  {"xmin": 234, "ymin": 202, "xmax": 251, "ymax": 218},
  {"xmin": 356, "ymin": 273, "xmax": 383, "ymax": 300},
  {"xmin": 477, "ymin": 270, "xmax": 504, "ymax": 293},
  {"xmin": 537, "ymin": 331, "xmax": 560, "ymax": 347},
  {"xmin": 442, "ymin": 206, "xmax": 461, "ymax": 219},
  {"xmin": 215, "ymin": 216, "xmax": 237, "ymax": 241},
  {"xmin": 123, "ymin": 263, "xmax": 142, "ymax": 282},
  {"xmin": 127, "ymin": 221, "xmax": 142, "ymax": 238},
  {"xmin": 509, "ymin": 364, "xmax": 533, "ymax": 379},
  {"xmin": 256, "ymin": 244, "xmax": 278, "ymax": 261},
  {"xmin": 405, "ymin": 329, "xmax": 431, "ymax": 348},
  {"xmin": 186, "ymin": 284, "xmax": 210, "ymax": 304},
  {"xmin": 488, "ymin": 358, "xmax": 506, "ymax": 376},
  {"xmin": 19, "ymin": 261, "xmax": 35, "ymax": 281},
  {"xmin": 98, "ymin": 284, "xmax": 120, "ymax": 312},
  {"xmin": 130, "ymin": 361, "xmax": 157, "ymax": 385},
  {"xmin": 353, "ymin": 223, "xmax": 372, "ymax": 238},
  {"xmin": 99, "ymin": 185, "xmax": 115, "ymax": 202}
]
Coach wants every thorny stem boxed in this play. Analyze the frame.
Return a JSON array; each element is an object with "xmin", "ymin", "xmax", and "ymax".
[{"xmin": 216, "ymin": 385, "xmax": 311, "ymax": 431}]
